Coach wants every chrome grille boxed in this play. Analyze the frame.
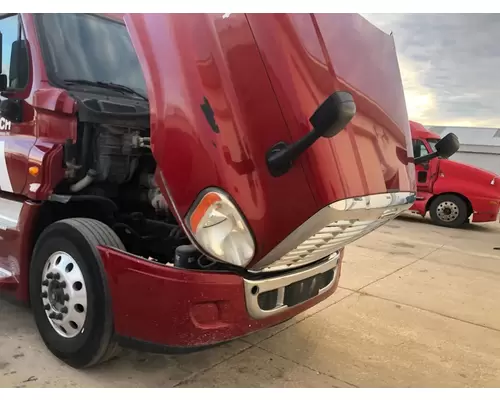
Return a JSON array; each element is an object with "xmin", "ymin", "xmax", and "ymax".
[
  {"xmin": 251, "ymin": 192, "xmax": 415, "ymax": 273},
  {"xmin": 265, "ymin": 218, "xmax": 388, "ymax": 271}
]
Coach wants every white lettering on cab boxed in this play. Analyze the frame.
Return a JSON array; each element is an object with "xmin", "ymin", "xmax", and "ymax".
[{"xmin": 0, "ymin": 117, "xmax": 12, "ymax": 132}]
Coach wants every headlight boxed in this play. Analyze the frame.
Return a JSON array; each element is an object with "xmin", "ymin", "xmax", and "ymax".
[{"xmin": 187, "ymin": 190, "xmax": 255, "ymax": 267}]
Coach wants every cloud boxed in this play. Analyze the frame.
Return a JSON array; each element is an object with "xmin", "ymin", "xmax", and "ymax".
[
  {"xmin": 397, "ymin": 55, "xmax": 436, "ymax": 121},
  {"xmin": 362, "ymin": 13, "xmax": 500, "ymax": 128}
]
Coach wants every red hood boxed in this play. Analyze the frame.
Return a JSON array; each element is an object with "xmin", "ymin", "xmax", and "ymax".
[
  {"xmin": 440, "ymin": 158, "xmax": 497, "ymax": 182},
  {"xmin": 410, "ymin": 120, "xmax": 441, "ymax": 140},
  {"xmin": 124, "ymin": 13, "xmax": 414, "ymax": 265},
  {"xmin": 247, "ymin": 14, "xmax": 415, "ymax": 205}
]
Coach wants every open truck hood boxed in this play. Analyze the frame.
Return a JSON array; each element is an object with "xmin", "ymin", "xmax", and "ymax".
[
  {"xmin": 246, "ymin": 14, "xmax": 415, "ymax": 204},
  {"xmin": 125, "ymin": 13, "xmax": 415, "ymax": 271}
]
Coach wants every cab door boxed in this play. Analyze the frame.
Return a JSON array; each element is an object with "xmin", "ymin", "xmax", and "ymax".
[
  {"xmin": 413, "ymin": 138, "xmax": 439, "ymax": 193},
  {"xmin": 0, "ymin": 13, "xmax": 36, "ymax": 288}
]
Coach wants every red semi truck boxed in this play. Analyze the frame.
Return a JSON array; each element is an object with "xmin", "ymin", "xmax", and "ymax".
[
  {"xmin": 409, "ymin": 121, "xmax": 500, "ymax": 227},
  {"xmin": 0, "ymin": 13, "xmax": 457, "ymax": 368}
]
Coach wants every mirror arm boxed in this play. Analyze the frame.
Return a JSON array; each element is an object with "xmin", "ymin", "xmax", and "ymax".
[
  {"xmin": 414, "ymin": 152, "xmax": 438, "ymax": 165},
  {"xmin": 266, "ymin": 91, "xmax": 356, "ymax": 177},
  {"xmin": 0, "ymin": 89, "xmax": 15, "ymax": 98}
]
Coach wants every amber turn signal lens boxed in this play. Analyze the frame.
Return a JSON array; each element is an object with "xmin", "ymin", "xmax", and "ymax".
[
  {"xmin": 29, "ymin": 166, "xmax": 40, "ymax": 176},
  {"xmin": 189, "ymin": 192, "xmax": 222, "ymax": 233}
]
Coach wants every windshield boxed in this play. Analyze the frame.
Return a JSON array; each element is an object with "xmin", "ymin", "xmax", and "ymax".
[
  {"xmin": 36, "ymin": 13, "xmax": 147, "ymax": 99},
  {"xmin": 427, "ymin": 139, "xmax": 439, "ymax": 153}
]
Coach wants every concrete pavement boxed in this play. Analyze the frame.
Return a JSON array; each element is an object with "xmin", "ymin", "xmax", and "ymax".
[{"xmin": 1, "ymin": 214, "xmax": 500, "ymax": 387}]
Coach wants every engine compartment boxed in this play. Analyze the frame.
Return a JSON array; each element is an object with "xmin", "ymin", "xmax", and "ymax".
[{"xmin": 54, "ymin": 94, "xmax": 194, "ymax": 265}]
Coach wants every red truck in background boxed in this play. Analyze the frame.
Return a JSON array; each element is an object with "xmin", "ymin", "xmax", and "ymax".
[
  {"xmin": 409, "ymin": 121, "xmax": 500, "ymax": 227},
  {"xmin": 0, "ymin": 13, "xmax": 458, "ymax": 369}
]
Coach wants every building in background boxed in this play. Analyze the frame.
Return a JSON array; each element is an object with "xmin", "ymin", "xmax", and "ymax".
[{"xmin": 425, "ymin": 125, "xmax": 500, "ymax": 176}]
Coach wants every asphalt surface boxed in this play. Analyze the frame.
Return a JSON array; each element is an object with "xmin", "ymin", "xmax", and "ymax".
[{"xmin": 1, "ymin": 214, "xmax": 499, "ymax": 387}]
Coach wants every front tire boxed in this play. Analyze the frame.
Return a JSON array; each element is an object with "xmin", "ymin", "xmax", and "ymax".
[
  {"xmin": 29, "ymin": 218, "xmax": 125, "ymax": 368},
  {"xmin": 429, "ymin": 194, "xmax": 469, "ymax": 228}
]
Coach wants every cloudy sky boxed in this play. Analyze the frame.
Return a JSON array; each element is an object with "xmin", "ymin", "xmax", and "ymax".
[{"xmin": 362, "ymin": 13, "xmax": 500, "ymax": 128}]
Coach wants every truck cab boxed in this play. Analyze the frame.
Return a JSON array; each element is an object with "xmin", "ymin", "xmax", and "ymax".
[
  {"xmin": 0, "ymin": 13, "xmax": 459, "ymax": 369},
  {"xmin": 409, "ymin": 121, "xmax": 500, "ymax": 227}
]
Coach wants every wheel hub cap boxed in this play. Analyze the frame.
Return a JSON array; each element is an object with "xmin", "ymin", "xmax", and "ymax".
[
  {"xmin": 40, "ymin": 251, "xmax": 87, "ymax": 338},
  {"xmin": 436, "ymin": 201, "xmax": 459, "ymax": 222}
]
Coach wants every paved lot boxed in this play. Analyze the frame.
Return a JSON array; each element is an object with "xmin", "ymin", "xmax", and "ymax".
[{"xmin": 1, "ymin": 214, "xmax": 500, "ymax": 387}]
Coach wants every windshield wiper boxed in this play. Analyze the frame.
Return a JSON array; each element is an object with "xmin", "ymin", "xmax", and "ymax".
[{"xmin": 63, "ymin": 79, "xmax": 148, "ymax": 101}]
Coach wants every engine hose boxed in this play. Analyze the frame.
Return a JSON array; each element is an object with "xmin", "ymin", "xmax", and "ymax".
[
  {"xmin": 197, "ymin": 254, "xmax": 217, "ymax": 269},
  {"xmin": 69, "ymin": 169, "xmax": 97, "ymax": 193}
]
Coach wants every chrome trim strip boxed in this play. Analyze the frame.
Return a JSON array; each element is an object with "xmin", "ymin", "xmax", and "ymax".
[
  {"xmin": 244, "ymin": 252, "xmax": 339, "ymax": 320},
  {"xmin": 0, "ymin": 197, "xmax": 23, "ymax": 230},
  {"xmin": 251, "ymin": 192, "xmax": 415, "ymax": 273},
  {"xmin": 0, "ymin": 267, "xmax": 13, "ymax": 278},
  {"xmin": 0, "ymin": 141, "xmax": 13, "ymax": 193}
]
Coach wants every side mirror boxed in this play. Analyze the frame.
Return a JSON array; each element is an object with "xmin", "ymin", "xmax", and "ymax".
[
  {"xmin": 9, "ymin": 39, "xmax": 29, "ymax": 89},
  {"xmin": 0, "ymin": 75, "xmax": 6, "ymax": 92},
  {"xmin": 0, "ymin": 98, "xmax": 22, "ymax": 122},
  {"xmin": 0, "ymin": 31, "xmax": 3, "ymax": 73},
  {"xmin": 414, "ymin": 132, "xmax": 460, "ymax": 165},
  {"xmin": 310, "ymin": 91, "xmax": 357, "ymax": 138},
  {"xmin": 0, "ymin": 32, "xmax": 7, "ymax": 92},
  {"xmin": 435, "ymin": 132, "xmax": 460, "ymax": 159}
]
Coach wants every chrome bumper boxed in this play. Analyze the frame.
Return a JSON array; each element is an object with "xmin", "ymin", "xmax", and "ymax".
[{"xmin": 243, "ymin": 252, "xmax": 340, "ymax": 320}]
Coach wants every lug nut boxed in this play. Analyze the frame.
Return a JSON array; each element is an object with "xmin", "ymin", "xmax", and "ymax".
[
  {"xmin": 53, "ymin": 273, "xmax": 60, "ymax": 280},
  {"xmin": 46, "ymin": 272, "xmax": 54, "ymax": 279},
  {"xmin": 63, "ymin": 294, "xmax": 70, "ymax": 302},
  {"xmin": 42, "ymin": 280, "xmax": 49, "ymax": 286},
  {"xmin": 59, "ymin": 281, "xmax": 67, "ymax": 288},
  {"xmin": 48, "ymin": 312, "xmax": 56, "ymax": 319},
  {"xmin": 61, "ymin": 306, "xmax": 68, "ymax": 314},
  {"xmin": 55, "ymin": 313, "xmax": 63, "ymax": 320},
  {"xmin": 44, "ymin": 304, "xmax": 50, "ymax": 311},
  {"xmin": 41, "ymin": 291, "xmax": 48, "ymax": 298}
]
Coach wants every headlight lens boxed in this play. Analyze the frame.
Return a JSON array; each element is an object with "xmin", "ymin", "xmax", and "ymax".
[{"xmin": 187, "ymin": 190, "xmax": 255, "ymax": 267}]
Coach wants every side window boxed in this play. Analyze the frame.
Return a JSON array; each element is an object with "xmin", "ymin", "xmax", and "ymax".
[
  {"xmin": 412, "ymin": 139, "xmax": 429, "ymax": 158},
  {"xmin": 0, "ymin": 14, "xmax": 29, "ymax": 97}
]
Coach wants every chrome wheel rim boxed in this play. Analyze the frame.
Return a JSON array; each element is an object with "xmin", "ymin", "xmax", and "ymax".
[
  {"xmin": 436, "ymin": 201, "xmax": 460, "ymax": 222},
  {"xmin": 40, "ymin": 251, "xmax": 87, "ymax": 338}
]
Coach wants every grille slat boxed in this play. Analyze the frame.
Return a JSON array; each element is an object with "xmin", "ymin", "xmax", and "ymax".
[
  {"xmin": 298, "ymin": 238, "xmax": 329, "ymax": 246},
  {"xmin": 319, "ymin": 224, "xmax": 368, "ymax": 234},
  {"xmin": 314, "ymin": 233, "xmax": 339, "ymax": 240},
  {"xmin": 296, "ymin": 243, "xmax": 323, "ymax": 250}
]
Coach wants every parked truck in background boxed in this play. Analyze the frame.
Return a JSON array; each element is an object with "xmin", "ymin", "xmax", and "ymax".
[
  {"xmin": 409, "ymin": 121, "xmax": 499, "ymax": 227},
  {"xmin": 0, "ymin": 13, "xmax": 458, "ymax": 369}
]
